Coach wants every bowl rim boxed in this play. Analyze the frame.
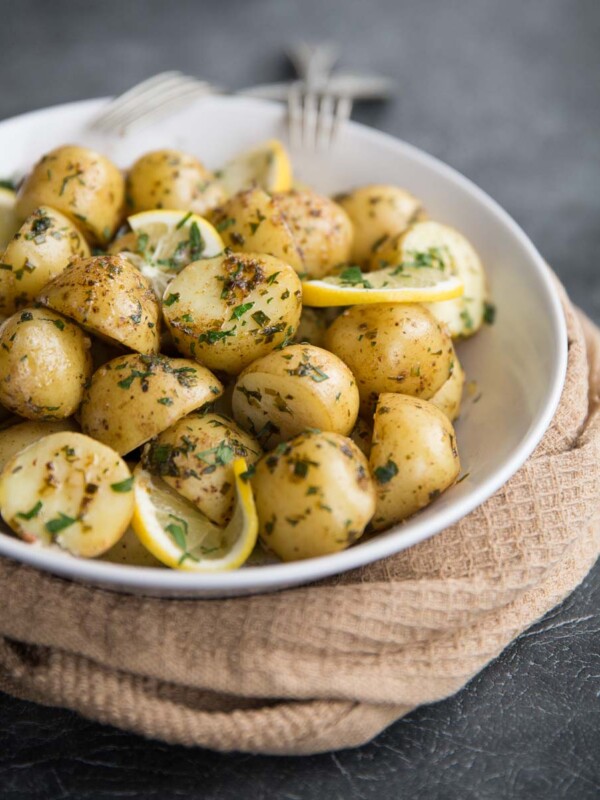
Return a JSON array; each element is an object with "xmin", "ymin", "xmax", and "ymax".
[{"xmin": 0, "ymin": 95, "xmax": 568, "ymax": 593}]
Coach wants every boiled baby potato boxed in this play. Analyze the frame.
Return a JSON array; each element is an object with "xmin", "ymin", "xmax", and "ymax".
[
  {"xmin": 16, "ymin": 145, "xmax": 125, "ymax": 245},
  {"xmin": 0, "ymin": 431, "xmax": 134, "ymax": 557},
  {"xmin": 324, "ymin": 303, "xmax": 453, "ymax": 415},
  {"xmin": 0, "ymin": 206, "xmax": 90, "ymax": 316},
  {"xmin": 232, "ymin": 344, "xmax": 359, "ymax": 448},
  {"xmin": 209, "ymin": 188, "xmax": 303, "ymax": 272},
  {"xmin": 386, "ymin": 221, "xmax": 487, "ymax": 337},
  {"xmin": 39, "ymin": 254, "xmax": 161, "ymax": 354},
  {"xmin": 429, "ymin": 349, "xmax": 465, "ymax": 422},
  {"xmin": 80, "ymin": 353, "xmax": 223, "ymax": 454},
  {"xmin": 126, "ymin": 149, "xmax": 225, "ymax": 216},
  {"xmin": 252, "ymin": 430, "xmax": 375, "ymax": 560},
  {"xmin": 336, "ymin": 184, "xmax": 423, "ymax": 265},
  {"xmin": 370, "ymin": 393, "xmax": 460, "ymax": 530},
  {"xmin": 273, "ymin": 189, "xmax": 353, "ymax": 278},
  {"xmin": 0, "ymin": 308, "xmax": 92, "ymax": 420},
  {"xmin": 163, "ymin": 251, "xmax": 302, "ymax": 375},
  {"xmin": 0, "ymin": 419, "xmax": 78, "ymax": 472},
  {"xmin": 143, "ymin": 412, "xmax": 261, "ymax": 526}
]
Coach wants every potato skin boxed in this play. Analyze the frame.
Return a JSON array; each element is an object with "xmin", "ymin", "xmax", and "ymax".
[
  {"xmin": 126, "ymin": 149, "xmax": 225, "ymax": 216},
  {"xmin": 0, "ymin": 419, "xmax": 78, "ymax": 472},
  {"xmin": 252, "ymin": 430, "xmax": 375, "ymax": 560},
  {"xmin": 370, "ymin": 393, "xmax": 460, "ymax": 530},
  {"xmin": 324, "ymin": 303, "xmax": 453, "ymax": 415},
  {"xmin": 0, "ymin": 206, "xmax": 90, "ymax": 316},
  {"xmin": 429, "ymin": 349, "xmax": 465, "ymax": 422},
  {"xmin": 0, "ymin": 431, "xmax": 134, "ymax": 557},
  {"xmin": 336, "ymin": 184, "xmax": 423, "ymax": 265},
  {"xmin": 16, "ymin": 145, "xmax": 125, "ymax": 245},
  {"xmin": 80, "ymin": 353, "xmax": 223, "ymax": 454},
  {"xmin": 39, "ymin": 254, "xmax": 161, "ymax": 354},
  {"xmin": 0, "ymin": 308, "xmax": 92, "ymax": 420},
  {"xmin": 143, "ymin": 412, "xmax": 262, "ymax": 526},
  {"xmin": 209, "ymin": 188, "xmax": 303, "ymax": 272},
  {"xmin": 273, "ymin": 189, "xmax": 353, "ymax": 278},
  {"xmin": 232, "ymin": 344, "xmax": 359, "ymax": 449},
  {"xmin": 163, "ymin": 252, "xmax": 302, "ymax": 375}
]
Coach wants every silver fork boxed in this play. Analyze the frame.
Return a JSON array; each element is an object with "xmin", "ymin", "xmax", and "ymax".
[
  {"xmin": 286, "ymin": 42, "xmax": 353, "ymax": 151},
  {"xmin": 88, "ymin": 71, "xmax": 215, "ymax": 135}
]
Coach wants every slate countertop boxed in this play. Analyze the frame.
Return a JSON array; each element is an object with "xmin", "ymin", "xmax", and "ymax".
[{"xmin": 1, "ymin": 0, "xmax": 599, "ymax": 797}]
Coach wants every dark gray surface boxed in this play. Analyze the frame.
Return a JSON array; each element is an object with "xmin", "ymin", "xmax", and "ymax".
[{"xmin": 0, "ymin": 0, "xmax": 599, "ymax": 797}]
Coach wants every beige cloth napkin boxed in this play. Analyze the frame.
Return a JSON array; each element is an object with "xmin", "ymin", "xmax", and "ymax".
[{"xmin": 0, "ymin": 283, "xmax": 599, "ymax": 756}]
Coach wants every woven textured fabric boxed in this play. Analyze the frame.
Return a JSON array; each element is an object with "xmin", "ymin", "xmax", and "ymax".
[{"xmin": 0, "ymin": 283, "xmax": 599, "ymax": 755}]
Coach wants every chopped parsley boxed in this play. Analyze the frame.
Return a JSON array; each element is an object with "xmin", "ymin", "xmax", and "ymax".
[
  {"xmin": 339, "ymin": 265, "xmax": 372, "ymax": 288},
  {"xmin": 231, "ymin": 302, "xmax": 254, "ymax": 320},
  {"xmin": 16, "ymin": 501, "xmax": 43, "ymax": 520},
  {"xmin": 374, "ymin": 460, "xmax": 399, "ymax": 484},
  {"xmin": 110, "ymin": 476, "xmax": 134, "ymax": 493},
  {"xmin": 483, "ymin": 301, "xmax": 496, "ymax": 325},
  {"xmin": 45, "ymin": 512, "xmax": 77, "ymax": 535}
]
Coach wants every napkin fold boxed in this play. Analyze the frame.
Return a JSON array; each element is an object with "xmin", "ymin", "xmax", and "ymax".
[{"xmin": 0, "ymin": 281, "xmax": 599, "ymax": 755}]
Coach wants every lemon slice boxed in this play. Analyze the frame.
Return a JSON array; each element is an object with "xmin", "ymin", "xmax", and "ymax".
[
  {"xmin": 0, "ymin": 186, "xmax": 19, "ymax": 251},
  {"xmin": 218, "ymin": 139, "xmax": 292, "ymax": 196},
  {"xmin": 131, "ymin": 458, "xmax": 258, "ymax": 572},
  {"xmin": 124, "ymin": 209, "xmax": 224, "ymax": 298},
  {"xmin": 302, "ymin": 264, "xmax": 464, "ymax": 307}
]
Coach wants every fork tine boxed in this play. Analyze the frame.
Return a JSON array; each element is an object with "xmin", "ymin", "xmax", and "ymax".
[
  {"xmin": 330, "ymin": 95, "xmax": 353, "ymax": 147},
  {"xmin": 90, "ymin": 71, "xmax": 185, "ymax": 128},
  {"xmin": 287, "ymin": 83, "xmax": 303, "ymax": 149},
  {"xmin": 316, "ymin": 93, "xmax": 335, "ymax": 151},
  {"xmin": 94, "ymin": 75, "xmax": 204, "ymax": 132},
  {"xmin": 302, "ymin": 90, "xmax": 319, "ymax": 151}
]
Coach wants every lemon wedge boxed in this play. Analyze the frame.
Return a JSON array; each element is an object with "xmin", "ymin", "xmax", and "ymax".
[
  {"xmin": 123, "ymin": 209, "xmax": 224, "ymax": 298},
  {"xmin": 302, "ymin": 264, "xmax": 464, "ymax": 307},
  {"xmin": 0, "ymin": 186, "xmax": 19, "ymax": 251},
  {"xmin": 218, "ymin": 139, "xmax": 292, "ymax": 196},
  {"xmin": 131, "ymin": 458, "xmax": 258, "ymax": 572}
]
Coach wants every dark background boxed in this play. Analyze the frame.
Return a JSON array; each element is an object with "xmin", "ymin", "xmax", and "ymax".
[{"xmin": 1, "ymin": 0, "xmax": 599, "ymax": 797}]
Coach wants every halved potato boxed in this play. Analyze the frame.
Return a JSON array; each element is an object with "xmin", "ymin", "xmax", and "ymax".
[
  {"xmin": 0, "ymin": 419, "xmax": 78, "ymax": 472},
  {"xmin": 80, "ymin": 353, "xmax": 223, "ymax": 454},
  {"xmin": 143, "ymin": 412, "xmax": 262, "ymax": 526},
  {"xmin": 273, "ymin": 189, "xmax": 353, "ymax": 278},
  {"xmin": 163, "ymin": 251, "xmax": 302, "ymax": 375},
  {"xmin": 209, "ymin": 188, "xmax": 303, "ymax": 272},
  {"xmin": 336, "ymin": 184, "xmax": 423, "ymax": 264},
  {"xmin": 369, "ymin": 393, "xmax": 460, "ymax": 530},
  {"xmin": 0, "ymin": 206, "xmax": 90, "ymax": 316},
  {"xmin": 16, "ymin": 145, "xmax": 125, "ymax": 245},
  {"xmin": 39, "ymin": 254, "xmax": 161, "ymax": 354},
  {"xmin": 232, "ymin": 344, "xmax": 359, "ymax": 448},
  {"xmin": 380, "ymin": 221, "xmax": 487, "ymax": 337},
  {"xmin": 0, "ymin": 431, "xmax": 134, "ymax": 557},
  {"xmin": 126, "ymin": 149, "xmax": 225, "ymax": 216},
  {"xmin": 0, "ymin": 308, "xmax": 92, "ymax": 420}
]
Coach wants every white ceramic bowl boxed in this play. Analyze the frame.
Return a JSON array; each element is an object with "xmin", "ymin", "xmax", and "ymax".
[{"xmin": 0, "ymin": 96, "xmax": 567, "ymax": 597}]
